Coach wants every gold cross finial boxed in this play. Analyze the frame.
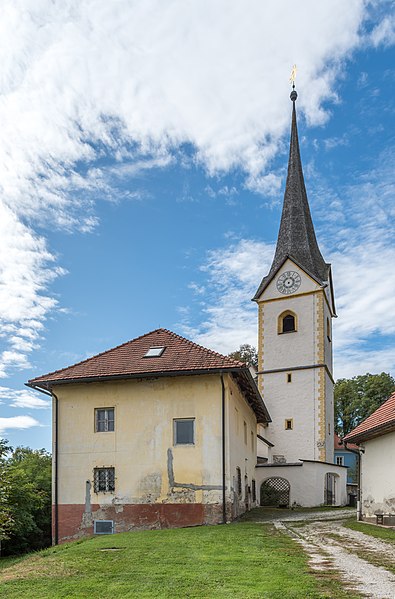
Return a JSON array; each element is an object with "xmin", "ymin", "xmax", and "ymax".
[{"xmin": 290, "ymin": 64, "xmax": 297, "ymax": 88}]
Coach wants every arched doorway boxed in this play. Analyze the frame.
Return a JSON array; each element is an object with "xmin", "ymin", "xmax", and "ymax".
[
  {"xmin": 260, "ymin": 477, "xmax": 290, "ymax": 507},
  {"xmin": 324, "ymin": 473, "xmax": 338, "ymax": 505}
]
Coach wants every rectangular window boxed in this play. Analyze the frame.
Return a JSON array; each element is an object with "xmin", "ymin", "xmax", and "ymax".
[
  {"xmin": 95, "ymin": 408, "xmax": 114, "ymax": 432},
  {"xmin": 336, "ymin": 456, "xmax": 344, "ymax": 466},
  {"xmin": 94, "ymin": 467, "xmax": 115, "ymax": 493},
  {"xmin": 94, "ymin": 520, "xmax": 114, "ymax": 534},
  {"xmin": 252, "ymin": 479, "xmax": 256, "ymax": 502},
  {"xmin": 236, "ymin": 467, "xmax": 242, "ymax": 497},
  {"xmin": 287, "ymin": 373, "xmax": 292, "ymax": 383},
  {"xmin": 285, "ymin": 419, "xmax": 293, "ymax": 430},
  {"xmin": 174, "ymin": 418, "xmax": 195, "ymax": 445},
  {"xmin": 244, "ymin": 421, "xmax": 247, "ymax": 444}
]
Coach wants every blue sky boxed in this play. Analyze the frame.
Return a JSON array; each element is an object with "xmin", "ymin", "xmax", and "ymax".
[{"xmin": 0, "ymin": 1, "xmax": 394, "ymax": 451}]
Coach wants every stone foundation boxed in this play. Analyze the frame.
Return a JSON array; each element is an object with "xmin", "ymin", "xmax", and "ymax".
[{"xmin": 54, "ymin": 502, "xmax": 226, "ymax": 544}]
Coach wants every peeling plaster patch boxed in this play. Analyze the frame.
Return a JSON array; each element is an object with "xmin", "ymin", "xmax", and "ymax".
[
  {"xmin": 167, "ymin": 448, "xmax": 222, "ymax": 491},
  {"xmin": 138, "ymin": 472, "xmax": 162, "ymax": 503},
  {"xmin": 165, "ymin": 488, "xmax": 196, "ymax": 503}
]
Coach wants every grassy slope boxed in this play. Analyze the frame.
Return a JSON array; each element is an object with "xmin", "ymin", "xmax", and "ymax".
[
  {"xmin": 0, "ymin": 522, "xmax": 355, "ymax": 599},
  {"xmin": 344, "ymin": 520, "xmax": 395, "ymax": 544}
]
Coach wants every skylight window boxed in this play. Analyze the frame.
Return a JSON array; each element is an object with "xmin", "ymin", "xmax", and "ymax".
[{"xmin": 144, "ymin": 346, "xmax": 165, "ymax": 358}]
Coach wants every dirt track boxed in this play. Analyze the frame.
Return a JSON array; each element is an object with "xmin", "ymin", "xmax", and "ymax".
[{"xmin": 276, "ymin": 515, "xmax": 395, "ymax": 599}]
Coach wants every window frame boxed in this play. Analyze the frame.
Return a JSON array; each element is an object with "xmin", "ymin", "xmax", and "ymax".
[
  {"xmin": 236, "ymin": 467, "xmax": 242, "ymax": 497},
  {"xmin": 336, "ymin": 456, "xmax": 344, "ymax": 466},
  {"xmin": 93, "ymin": 467, "xmax": 115, "ymax": 493},
  {"xmin": 173, "ymin": 418, "xmax": 195, "ymax": 446},
  {"xmin": 278, "ymin": 310, "xmax": 298, "ymax": 334},
  {"xmin": 95, "ymin": 407, "xmax": 115, "ymax": 433},
  {"xmin": 285, "ymin": 418, "xmax": 293, "ymax": 430}
]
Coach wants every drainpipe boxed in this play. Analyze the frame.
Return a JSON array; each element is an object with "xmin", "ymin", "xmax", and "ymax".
[
  {"xmin": 344, "ymin": 440, "xmax": 362, "ymax": 521},
  {"xmin": 221, "ymin": 375, "xmax": 226, "ymax": 524},
  {"xmin": 53, "ymin": 390, "xmax": 59, "ymax": 544},
  {"xmin": 25, "ymin": 382, "xmax": 59, "ymax": 543}
]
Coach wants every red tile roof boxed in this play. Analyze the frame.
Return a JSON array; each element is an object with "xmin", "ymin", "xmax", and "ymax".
[
  {"xmin": 344, "ymin": 392, "xmax": 395, "ymax": 443},
  {"xmin": 28, "ymin": 328, "xmax": 271, "ymax": 423},
  {"xmin": 334, "ymin": 432, "xmax": 358, "ymax": 451}
]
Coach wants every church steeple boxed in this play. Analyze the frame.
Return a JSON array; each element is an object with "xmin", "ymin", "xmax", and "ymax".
[{"xmin": 253, "ymin": 89, "xmax": 329, "ymax": 300}]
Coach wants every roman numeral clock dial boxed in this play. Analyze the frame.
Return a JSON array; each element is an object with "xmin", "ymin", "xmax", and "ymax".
[{"xmin": 276, "ymin": 271, "xmax": 301, "ymax": 295}]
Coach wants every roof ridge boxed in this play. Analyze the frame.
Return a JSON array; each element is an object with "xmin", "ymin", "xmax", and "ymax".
[
  {"xmin": 28, "ymin": 328, "xmax": 245, "ymax": 384},
  {"xmin": 162, "ymin": 328, "xmax": 245, "ymax": 367}
]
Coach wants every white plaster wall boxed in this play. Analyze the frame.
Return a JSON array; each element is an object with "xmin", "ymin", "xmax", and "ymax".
[
  {"xmin": 255, "ymin": 462, "xmax": 347, "ymax": 507},
  {"xmin": 262, "ymin": 294, "xmax": 317, "ymax": 371},
  {"xmin": 361, "ymin": 432, "xmax": 395, "ymax": 518},
  {"xmin": 262, "ymin": 370, "xmax": 319, "ymax": 461}
]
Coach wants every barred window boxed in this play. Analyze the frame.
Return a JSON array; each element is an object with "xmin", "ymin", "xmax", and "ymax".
[
  {"xmin": 94, "ymin": 467, "xmax": 115, "ymax": 493},
  {"xmin": 236, "ymin": 467, "xmax": 242, "ymax": 497},
  {"xmin": 95, "ymin": 408, "xmax": 115, "ymax": 432}
]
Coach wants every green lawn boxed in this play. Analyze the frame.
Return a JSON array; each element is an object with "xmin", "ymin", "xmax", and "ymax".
[
  {"xmin": 344, "ymin": 520, "xmax": 395, "ymax": 544},
  {"xmin": 0, "ymin": 522, "xmax": 356, "ymax": 598}
]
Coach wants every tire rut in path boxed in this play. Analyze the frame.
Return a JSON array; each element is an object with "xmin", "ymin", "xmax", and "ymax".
[{"xmin": 275, "ymin": 519, "xmax": 395, "ymax": 599}]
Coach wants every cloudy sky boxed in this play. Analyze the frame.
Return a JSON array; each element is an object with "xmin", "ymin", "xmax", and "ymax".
[{"xmin": 0, "ymin": 0, "xmax": 394, "ymax": 450}]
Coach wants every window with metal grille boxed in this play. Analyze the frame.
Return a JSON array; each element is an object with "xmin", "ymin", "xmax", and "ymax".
[
  {"xmin": 236, "ymin": 467, "xmax": 242, "ymax": 496},
  {"xmin": 95, "ymin": 408, "xmax": 114, "ymax": 432},
  {"xmin": 94, "ymin": 467, "xmax": 115, "ymax": 493},
  {"xmin": 252, "ymin": 479, "xmax": 256, "ymax": 502}
]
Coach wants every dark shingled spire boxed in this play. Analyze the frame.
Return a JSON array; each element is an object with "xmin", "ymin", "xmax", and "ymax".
[{"xmin": 253, "ymin": 90, "xmax": 329, "ymax": 300}]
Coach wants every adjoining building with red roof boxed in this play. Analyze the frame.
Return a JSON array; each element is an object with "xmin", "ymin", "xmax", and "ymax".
[
  {"xmin": 344, "ymin": 392, "xmax": 395, "ymax": 525},
  {"xmin": 28, "ymin": 328, "xmax": 271, "ymax": 543}
]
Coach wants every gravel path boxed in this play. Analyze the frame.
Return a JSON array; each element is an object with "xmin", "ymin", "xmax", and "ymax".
[{"xmin": 275, "ymin": 516, "xmax": 395, "ymax": 599}]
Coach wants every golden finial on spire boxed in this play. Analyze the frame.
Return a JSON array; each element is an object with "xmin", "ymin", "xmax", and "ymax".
[
  {"xmin": 289, "ymin": 65, "xmax": 298, "ymax": 102},
  {"xmin": 289, "ymin": 64, "xmax": 297, "ymax": 88}
]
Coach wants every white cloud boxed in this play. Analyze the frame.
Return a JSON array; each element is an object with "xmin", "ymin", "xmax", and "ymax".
[
  {"xmin": 370, "ymin": 14, "xmax": 395, "ymax": 47},
  {"xmin": 0, "ymin": 386, "xmax": 50, "ymax": 409},
  {"xmin": 0, "ymin": 0, "xmax": 386, "ymax": 377},
  {"xmin": 0, "ymin": 415, "xmax": 41, "ymax": 434}
]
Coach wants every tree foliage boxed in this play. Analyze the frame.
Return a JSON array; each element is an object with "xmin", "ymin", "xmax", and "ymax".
[
  {"xmin": 1, "ymin": 444, "xmax": 52, "ymax": 556},
  {"xmin": 0, "ymin": 440, "xmax": 14, "ymax": 546},
  {"xmin": 335, "ymin": 372, "xmax": 395, "ymax": 438},
  {"xmin": 228, "ymin": 344, "xmax": 258, "ymax": 370}
]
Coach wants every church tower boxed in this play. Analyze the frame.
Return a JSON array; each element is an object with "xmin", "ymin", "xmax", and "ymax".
[{"xmin": 253, "ymin": 87, "xmax": 336, "ymax": 464}]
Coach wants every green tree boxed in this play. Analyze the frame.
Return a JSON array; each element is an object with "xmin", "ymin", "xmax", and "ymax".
[
  {"xmin": 2, "ymin": 446, "xmax": 52, "ymax": 555},
  {"xmin": 0, "ymin": 439, "xmax": 14, "ymax": 552},
  {"xmin": 228, "ymin": 344, "xmax": 258, "ymax": 369},
  {"xmin": 335, "ymin": 372, "xmax": 395, "ymax": 438}
]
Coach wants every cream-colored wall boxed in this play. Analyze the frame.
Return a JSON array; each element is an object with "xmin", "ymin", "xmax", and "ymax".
[
  {"xmin": 55, "ymin": 374, "xmax": 225, "ymax": 506},
  {"xmin": 361, "ymin": 432, "xmax": 395, "ymax": 518},
  {"xmin": 226, "ymin": 376, "xmax": 258, "ymax": 515}
]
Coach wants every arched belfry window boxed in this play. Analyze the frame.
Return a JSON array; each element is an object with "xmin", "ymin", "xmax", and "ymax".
[{"xmin": 278, "ymin": 310, "xmax": 297, "ymax": 334}]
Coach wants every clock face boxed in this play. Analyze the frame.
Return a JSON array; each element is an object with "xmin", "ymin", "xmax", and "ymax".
[{"xmin": 276, "ymin": 271, "xmax": 301, "ymax": 295}]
